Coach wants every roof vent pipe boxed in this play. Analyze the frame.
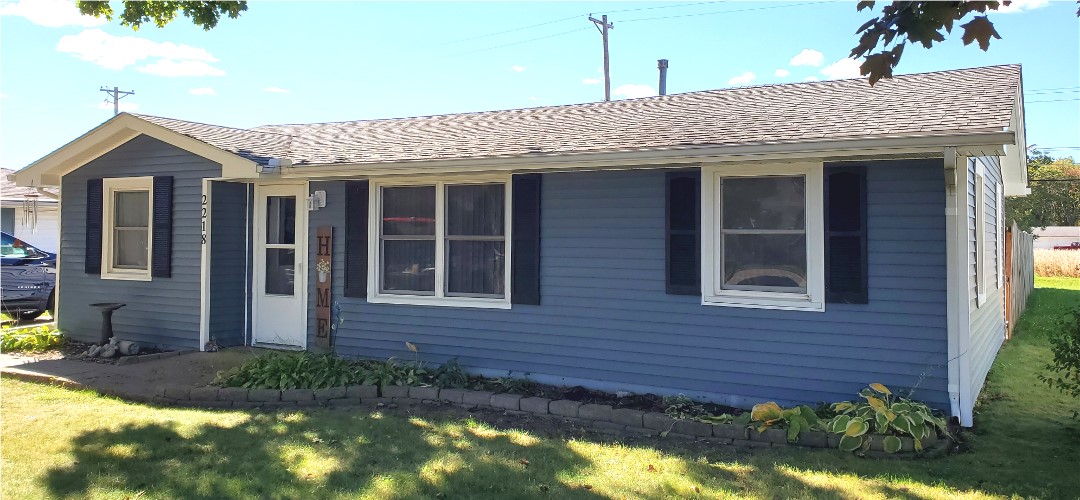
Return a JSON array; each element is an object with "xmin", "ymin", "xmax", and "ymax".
[{"xmin": 658, "ymin": 59, "xmax": 669, "ymax": 96}]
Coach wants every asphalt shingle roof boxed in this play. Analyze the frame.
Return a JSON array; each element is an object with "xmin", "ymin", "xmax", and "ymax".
[{"xmin": 134, "ymin": 65, "xmax": 1021, "ymax": 167}]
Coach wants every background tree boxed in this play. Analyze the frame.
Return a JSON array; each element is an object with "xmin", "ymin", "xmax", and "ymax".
[
  {"xmin": 76, "ymin": 1, "xmax": 246, "ymax": 31},
  {"xmin": 1006, "ymin": 151, "xmax": 1080, "ymax": 231},
  {"xmin": 852, "ymin": 1, "xmax": 1080, "ymax": 85}
]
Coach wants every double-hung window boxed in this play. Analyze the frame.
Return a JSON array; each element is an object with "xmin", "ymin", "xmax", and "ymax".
[
  {"xmin": 102, "ymin": 177, "xmax": 153, "ymax": 280},
  {"xmin": 370, "ymin": 178, "xmax": 510, "ymax": 308},
  {"xmin": 701, "ymin": 163, "xmax": 824, "ymax": 311}
]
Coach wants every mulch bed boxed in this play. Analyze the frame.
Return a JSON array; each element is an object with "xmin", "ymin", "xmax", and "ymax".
[{"xmin": 486, "ymin": 382, "xmax": 744, "ymax": 416}]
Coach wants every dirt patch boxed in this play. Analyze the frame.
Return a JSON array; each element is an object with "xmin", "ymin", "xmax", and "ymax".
[{"xmin": 494, "ymin": 383, "xmax": 744, "ymax": 416}]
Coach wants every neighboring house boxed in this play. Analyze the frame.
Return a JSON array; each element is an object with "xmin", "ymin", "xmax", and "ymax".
[
  {"xmin": 10, "ymin": 64, "xmax": 1029, "ymax": 427},
  {"xmin": 1032, "ymin": 226, "xmax": 1080, "ymax": 249},
  {"xmin": 1, "ymin": 168, "xmax": 59, "ymax": 253}
]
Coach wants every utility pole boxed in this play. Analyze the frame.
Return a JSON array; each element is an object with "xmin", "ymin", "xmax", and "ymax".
[
  {"xmin": 100, "ymin": 86, "xmax": 135, "ymax": 115},
  {"xmin": 589, "ymin": 14, "xmax": 613, "ymax": 101}
]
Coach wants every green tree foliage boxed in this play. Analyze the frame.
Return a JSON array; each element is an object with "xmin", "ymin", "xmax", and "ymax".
[
  {"xmin": 76, "ymin": 1, "xmax": 246, "ymax": 31},
  {"xmin": 1006, "ymin": 151, "xmax": 1080, "ymax": 231},
  {"xmin": 851, "ymin": 1, "xmax": 1080, "ymax": 85}
]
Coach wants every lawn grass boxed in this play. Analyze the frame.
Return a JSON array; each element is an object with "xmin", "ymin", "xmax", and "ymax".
[{"xmin": 2, "ymin": 278, "xmax": 1079, "ymax": 499}]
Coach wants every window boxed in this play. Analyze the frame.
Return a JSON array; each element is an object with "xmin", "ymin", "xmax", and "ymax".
[
  {"xmin": 701, "ymin": 163, "xmax": 825, "ymax": 311},
  {"xmin": 369, "ymin": 178, "xmax": 510, "ymax": 308},
  {"xmin": 974, "ymin": 162, "xmax": 987, "ymax": 306},
  {"xmin": 102, "ymin": 177, "xmax": 153, "ymax": 280}
]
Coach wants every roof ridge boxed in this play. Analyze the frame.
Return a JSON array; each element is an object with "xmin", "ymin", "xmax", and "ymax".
[{"xmin": 131, "ymin": 113, "xmax": 298, "ymax": 138}]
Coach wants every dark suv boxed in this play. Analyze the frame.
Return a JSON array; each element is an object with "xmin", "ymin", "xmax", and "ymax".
[{"xmin": 1, "ymin": 232, "xmax": 56, "ymax": 321}]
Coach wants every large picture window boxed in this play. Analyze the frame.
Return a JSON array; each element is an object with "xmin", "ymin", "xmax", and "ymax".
[
  {"xmin": 370, "ymin": 179, "xmax": 510, "ymax": 308},
  {"xmin": 102, "ymin": 177, "xmax": 153, "ymax": 280},
  {"xmin": 701, "ymin": 163, "xmax": 824, "ymax": 311}
]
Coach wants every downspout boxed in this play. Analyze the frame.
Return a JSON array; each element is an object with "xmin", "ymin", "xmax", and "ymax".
[{"xmin": 943, "ymin": 147, "xmax": 971, "ymax": 424}]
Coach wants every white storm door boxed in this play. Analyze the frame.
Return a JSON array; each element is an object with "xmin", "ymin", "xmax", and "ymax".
[{"xmin": 253, "ymin": 183, "xmax": 307, "ymax": 348}]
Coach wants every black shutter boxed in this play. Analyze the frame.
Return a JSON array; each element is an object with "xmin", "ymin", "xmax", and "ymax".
[
  {"xmin": 344, "ymin": 180, "xmax": 369, "ymax": 298},
  {"xmin": 151, "ymin": 176, "xmax": 173, "ymax": 278},
  {"xmin": 85, "ymin": 178, "xmax": 103, "ymax": 275},
  {"xmin": 511, "ymin": 174, "xmax": 541, "ymax": 305},
  {"xmin": 666, "ymin": 170, "xmax": 700, "ymax": 295},
  {"xmin": 824, "ymin": 165, "xmax": 868, "ymax": 304}
]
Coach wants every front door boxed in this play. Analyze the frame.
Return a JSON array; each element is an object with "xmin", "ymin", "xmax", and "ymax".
[{"xmin": 253, "ymin": 183, "xmax": 307, "ymax": 348}]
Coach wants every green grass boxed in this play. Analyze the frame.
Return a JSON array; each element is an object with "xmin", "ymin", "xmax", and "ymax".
[{"xmin": 3, "ymin": 278, "xmax": 1079, "ymax": 499}]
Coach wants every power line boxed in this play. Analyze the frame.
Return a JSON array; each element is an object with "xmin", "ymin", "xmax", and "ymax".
[
  {"xmin": 604, "ymin": 1, "xmax": 726, "ymax": 15},
  {"xmin": 621, "ymin": 1, "xmax": 831, "ymax": 23},
  {"xmin": 1026, "ymin": 88, "xmax": 1079, "ymax": 95},
  {"xmin": 445, "ymin": 27, "xmax": 589, "ymax": 57},
  {"xmin": 436, "ymin": 15, "xmax": 581, "ymax": 47},
  {"xmin": 1027, "ymin": 97, "xmax": 1080, "ymax": 103},
  {"xmin": 1026, "ymin": 85, "xmax": 1080, "ymax": 92}
]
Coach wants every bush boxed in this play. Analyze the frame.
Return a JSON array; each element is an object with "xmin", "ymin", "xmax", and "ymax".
[
  {"xmin": 1040, "ymin": 306, "xmax": 1080, "ymax": 418},
  {"xmin": 826, "ymin": 383, "xmax": 947, "ymax": 453},
  {"xmin": 1034, "ymin": 249, "xmax": 1080, "ymax": 278},
  {"xmin": 1, "ymin": 326, "xmax": 64, "ymax": 353},
  {"xmin": 216, "ymin": 351, "xmax": 364, "ymax": 390}
]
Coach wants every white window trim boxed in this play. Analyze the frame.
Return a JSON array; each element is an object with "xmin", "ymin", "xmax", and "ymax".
[
  {"xmin": 974, "ymin": 160, "xmax": 987, "ymax": 306},
  {"xmin": 101, "ymin": 176, "xmax": 153, "ymax": 281},
  {"xmin": 996, "ymin": 181, "xmax": 1004, "ymax": 290},
  {"xmin": 367, "ymin": 175, "xmax": 512, "ymax": 309},
  {"xmin": 700, "ymin": 162, "xmax": 825, "ymax": 312}
]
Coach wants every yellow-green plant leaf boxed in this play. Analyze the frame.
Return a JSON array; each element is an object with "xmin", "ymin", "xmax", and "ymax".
[
  {"xmin": 838, "ymin": 435, "xmax": 863, "ymax": 451},
  {"xmin": 869, "ymin": 383, "xmax": 892, "ymax": 395},
  {"xmin": 885, "ymin": 410, "xmax": 897, "ymax": 422},
  {"xmin": 830, "ymin": 415, "xmax": 850, "ymax": 433},
  {"xmin": 883, "ymin": 435, "xmax": 902, "ymax": 453},
  {"xmin": 913, "ymin": 437, "xmax": 923, "ymax": 452},
  {"xmin": 787, "ymin": 418, "xmax": 802, "ymax": 443},
  {"xmin": 751, "ymin": 402, "xmax": 783, "ymax": 422},
  {"xmin": 845, "ymin": 418, "xmax": 869, "ymax": 437},
  {"xmin": 832, "ymin": 401, "xmax": 854, "ymax": 412},
  {"xmin": 866, "ymin": 396, "xmax": 886, "ymax": 413}
]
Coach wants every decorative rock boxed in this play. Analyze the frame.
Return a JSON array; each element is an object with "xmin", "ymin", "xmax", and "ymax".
[
  {"xmin": 549, "ymin": 400, "xmax": 582, "ymax": 417},
  {"xmin": 673, "ymin": 419, "xmax": 712, "ymax": 437},
  {"xmin": 281, "ymin": 389, "xmax": 315, "ymax": 402},
  {"xmin": 490, "ymin": 393, "xmax": 522, "ymax": 410},
  {"xmin": 519, "ymin": 397, "xmax": 551, "ymax": 414},
  {"xmin": 409, "ymin": 386, "xmax": 440, "ymax": 401},
  {"xmin": 188, "ymin": 386, "xmax": 219, "ymax": 401},
  {"xmin": 345, "ymin": 385, "xmax": 377, "ymax": 399},
  {"xmin": 382, "ymin": 385, "xmax": 410, "ymax": 398},
  {"xmin": 642, "ymin": 412, "xmax": 676, "ymax": 431},
  {"xmin": 247, "ymin": 389, "xmax": 281, "ymax": 402},
  {"xmin": 578, "ymin": 404, "xmax": 613, "ymax": 422},
  {"xmin": 611, "ymin": 408, "xmax": 645, "ymax": 427},
  {"xmin": 314, "ymin": 386, "xmax": 346, "ymax": 400},
  {"xmin": 217, "ymin": 387, "xmax": 250, "ymax": 401},
  {"xmin": 439, "ymin": 388, "xmax": 466, "ymax": 403},
  {"xmin": 101, "ymin": 347, "xmax": 118, "ymax": 358},
  {"xmin": 461, "ymin": 390, "xmax": 494, "ymax": 407},
  {"xmin": 88, "ymin": 345, "xmax": 102, "ymax": 358}
]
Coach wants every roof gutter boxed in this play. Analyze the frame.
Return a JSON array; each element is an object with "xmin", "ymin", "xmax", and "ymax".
[{"xmin": 278, "ymin": 130, "xmax": 1018, "ymax": 179}]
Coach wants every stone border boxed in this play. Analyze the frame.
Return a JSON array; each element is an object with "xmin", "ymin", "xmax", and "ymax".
[
  {"xmin": 114, "ymin": 349, "xmax": 199, "ymax": 366},
  {"xmin": 150, "ymin": 384, "xmax": 946, "ymax": 456}
]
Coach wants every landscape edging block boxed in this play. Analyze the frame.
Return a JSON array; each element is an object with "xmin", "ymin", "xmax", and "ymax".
[
  {"xmin": 549, "ymin": 400, "xmax": 582, "ymax": 417},
  {"xmin": 519, "ymin": 397, "xmax": 551, "ymax": 414},
  {"xmin": 382, "ymin": 385, "xmax": 410, "ymax": 399},
  {"xmin": 490, "ymin": 393, "xmax": 522, "ymax": 410},
  {"xmin": 461, "ymin": 390, "xmax": 494, "ymax": 406},
  {"xmin": 578, "ymin": 404, "xmax": 613, "ymax": 422}
]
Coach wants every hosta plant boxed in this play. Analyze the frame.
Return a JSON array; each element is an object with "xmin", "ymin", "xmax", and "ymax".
[
  {"xmin": 827, "ymin": 383, "xmax": 948, "ymax": 453},
  {"xmin": 749, "ymin": 402, "xmax": 822, "ymax": 443}
]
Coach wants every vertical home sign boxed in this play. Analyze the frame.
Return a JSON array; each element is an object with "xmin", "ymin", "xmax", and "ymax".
[{"xmin": 315, "ymin": 226, "xmax": 333, "ymax": 348}]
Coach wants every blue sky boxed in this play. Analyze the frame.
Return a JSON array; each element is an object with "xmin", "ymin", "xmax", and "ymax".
[{"xmin": 1, "ymin": 0, "xmax": 1077, "ymax": 171}]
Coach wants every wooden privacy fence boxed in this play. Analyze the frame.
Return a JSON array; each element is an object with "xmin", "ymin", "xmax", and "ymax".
[{"xmin": 1004, "ymin": 222, "xmax": 1034, "ymax": 338}]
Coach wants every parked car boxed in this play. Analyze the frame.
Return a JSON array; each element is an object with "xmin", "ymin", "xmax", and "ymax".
[{"xmin": 1, "ymin": 231, "xmax": 56, "ymax": 320}]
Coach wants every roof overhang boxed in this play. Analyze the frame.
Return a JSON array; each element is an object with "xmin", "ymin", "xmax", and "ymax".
[
  {"xmin": 270, "ymin": 130, "xmax": 1020, "ymax": 180},
  {"xmin": 1001, "ymin": 76, "xmax": 1030, "ymax": 196},
  {"xmin": 9, "ymin": 113, "xmax": 258, "ymax": 187}
]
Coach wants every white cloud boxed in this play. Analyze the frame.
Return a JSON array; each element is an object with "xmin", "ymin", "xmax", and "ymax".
[
  {"xmin": 0, "ymin": 0, "xmax": 106, "ymax": 28},
  {"xmin": 96, "ymin": 100, "xmax": 139, "ymax": 112},
  {"xmin": 727, "ymin": 71, "xmax": 756, "ymax": 86},
  {"xmin": 57, "ymin": 29, "xmax": 223, "ymax": 77},
  {"xmin": 263, "ymin": 86, "xmax": 290, "ymax": 93},
  {"xmin": 820, "ymin": 58, "xmax": 862, "ymax": 80},
  {"xmin": 613, "ymin": 83, "xmax": 656, "ymax": 99},
  {"xmin": 803, "ymin": 76, "xmax": 820, "ymax": 82},
  {"xmin": 997, "ymin": 0, "xmax": 1050, "ymax": 13},
  {"xmin": 139, "ymin": 59, "xmax": 224, "ymax": 77},
  {"xmin": 581, "ymin": 77, "xmax": 602, "ymax": 85},
  {"xmin": 189, "ymin": 87, "xmax": 217, "ymax": 96},
  {"xmin": 774, "ymin": 68, "xmax": 790, "ymax": 78},
  {"xmin": 528, "ymin": 96, "xmax": 538, "ymax": 101},
  {"xmin": 511, "ymin": 65, "xmax": 526, "ymax": 72},
  {"xmin": 789, "ymin": 49, "xmax": 825, "ymax": 67}
]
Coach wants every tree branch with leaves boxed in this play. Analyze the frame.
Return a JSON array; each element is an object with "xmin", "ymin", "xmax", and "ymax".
[{"xmin": 76, "ymin": 1, "xmax": 247, "ymax": 31}]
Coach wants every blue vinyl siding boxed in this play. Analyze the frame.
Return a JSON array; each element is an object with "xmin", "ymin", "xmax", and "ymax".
[
  {"xmin": 208, "ymin": 181, "xmax": 249, "ymax": 347},
  {"xmin": 308, "ymin": 159, "xmax": 949, "ymax": 409},
  {"xmin": 59, "ymin": 135, "xmax": 219, "ymax": 349}
]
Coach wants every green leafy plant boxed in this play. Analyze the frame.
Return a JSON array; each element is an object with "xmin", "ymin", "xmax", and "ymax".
[
  {"xmin": 0, "ymin": 326, "xmax": 65, "ymax": 353},
  {"xmin": 430, "ymin": 357, "xmax": 469, "ymax": 389},
  {"xmin": 827, "ymin": 383, "xmax": 948, "ymax": 453},
  {"xmin": 1039, "ymin": 306, "xmax": 1080, "ymax": 418},
  {"xmin": 662, "ymin": 394, "xmax": 734, "ymax": 424},
  {"xmin": 749, "ymin": 402, "xmax": 822, "ymax": 443},
  {"xmin": 356, "ymin": 358, "xmax": 426, "ymax": 388},
  {"xmin": 216, "ymin": 352, "xmax": 362, "ymax": 390}
]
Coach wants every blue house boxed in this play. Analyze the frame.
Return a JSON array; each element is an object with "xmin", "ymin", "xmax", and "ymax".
[{"xmin": 10, "ymin": 64, "xmax": 1028, "ymax": 426}]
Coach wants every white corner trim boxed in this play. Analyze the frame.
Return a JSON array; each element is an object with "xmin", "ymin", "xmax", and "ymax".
[
  {"xmin": 199, "ymin": 178, "xmax": 213, "ymax": 351},
  {"xmin": 946, "ymin": 150, "xmax": 974, "ymax": 427},
  {"xmin": 100, "ymin": 176, "xmax": 154, "ymax": 282},
  {"xmin": 366, "ymin": 175, "xmax": 513, "ymax": 309},
  {"xmin": 700, "ymin": 161, "xmax": 825, "ymax": 313}
]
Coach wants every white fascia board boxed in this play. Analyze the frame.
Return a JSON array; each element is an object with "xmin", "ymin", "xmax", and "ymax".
[
  {"xmin": 10, "ymin": 113, "xmax": 258, "ymax": 187},
  {"xmin": 1002, "ymin": 79, "xmax": 1030, "ymax": 197},
  {"xmin": 278, "ymin": 131, "xmax": 1017, "ymax": 179}
]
